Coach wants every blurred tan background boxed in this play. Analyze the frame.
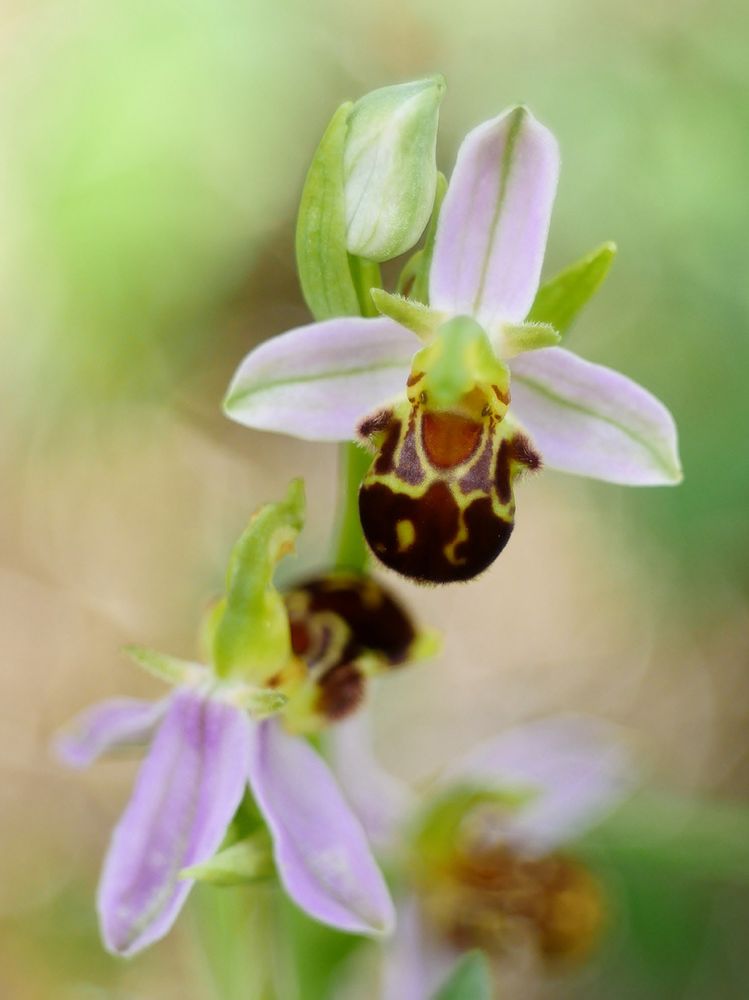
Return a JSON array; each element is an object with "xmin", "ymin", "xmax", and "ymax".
[{"xmin": 1, "ymin": 0, "xmax": 748, "ymax": 996}]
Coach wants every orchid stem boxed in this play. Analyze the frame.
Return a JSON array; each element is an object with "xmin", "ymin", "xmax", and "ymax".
[{"xmin": 331, "ymin": 255, "xmax": 382, "ymax": 573}]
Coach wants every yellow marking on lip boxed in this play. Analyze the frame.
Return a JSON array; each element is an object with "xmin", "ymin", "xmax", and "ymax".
[{"xmin": 396, "ymin": 518, "xmax": 416, "ymax": 551}]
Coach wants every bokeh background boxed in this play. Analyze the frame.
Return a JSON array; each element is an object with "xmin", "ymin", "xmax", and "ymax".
[{"xmin": 1, "ymin": 0, "xmax": 748, "ymax": 997}]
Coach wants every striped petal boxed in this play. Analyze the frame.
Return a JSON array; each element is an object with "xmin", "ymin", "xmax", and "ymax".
[
  {"xmin": 97, "ymin": 690, "xmax": 250, "ymax": 956},
  {"xmin": 224, "ymin": 317, "xmax": 417, "ymax": 442},
  {"xmin": 248, "ymin": 719, "xmax": 395, "ymax": 935},
  {"xmin": 54, "ymin": 697, "xmax": 167, "ymax": 769},
  {"xmin": 430, "ymin": 106, "xmax": 559, "ymax": 327},
  {"xmin": 510, "ymin": 347, "xmax": 682, "ymax": 485}
]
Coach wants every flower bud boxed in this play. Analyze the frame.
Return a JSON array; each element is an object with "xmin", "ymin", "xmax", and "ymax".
[{"xmin": 344, "ymin": 76, "xmax": 445, "ymax": 262}]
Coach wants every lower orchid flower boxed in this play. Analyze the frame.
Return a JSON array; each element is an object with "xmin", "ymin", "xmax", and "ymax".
[
  {"xmin": 330, "ymin": 712, "xmax": 636, "ymax": 998},
  {"xmin": 225, "ymin": 103, "xmax": 681, "ymax": 584},
  {"xmin": 54, "ymin": 482, "xmax": 440, "ymax": 956}
]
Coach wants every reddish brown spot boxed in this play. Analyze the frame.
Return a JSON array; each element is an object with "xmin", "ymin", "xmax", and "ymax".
[
  {"xmin": 289, "ymin": 621, "xmax": 311, "ymax": 656},
  {"xmin": 422, "ymin": 412, "xmax": 482, "ymax": 470},
  {"xmin": 317, "ymin": 662, "xmax": 365, "ymax": 720},
  {"xmin": 407, "ymin": 371, "xmax": 425, "ymax": 388}
]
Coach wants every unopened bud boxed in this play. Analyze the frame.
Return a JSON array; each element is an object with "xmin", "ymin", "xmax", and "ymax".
[{"xmin": 344, "ymin": 76, "xmax": 445, "ymax": 262}]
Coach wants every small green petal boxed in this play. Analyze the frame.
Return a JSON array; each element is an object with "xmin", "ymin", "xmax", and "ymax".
[
  {"xmin": 528, "ymin": 241, "xmax": 616, "ymax": 335},
  {"xmin": 296, "ymin": 103, "xmax": 360, "ymax": 320},
  {"xmin": 123, "ymin": 645, "xmax": 204, "ymax": 687},
  {"xmin": 212, "ymin": 479, "xmax": 305, "ymax": 683},
  {"xmin": 370, "ymin": 288, "xmax": 443, "ymax": 340},
  {"xmin": 181, "ymin": 833, "xmax": 274, "ymax": 886},
  {"xmin": 497, "ymin": 320, "xmax": 561, "ymax": 357}
]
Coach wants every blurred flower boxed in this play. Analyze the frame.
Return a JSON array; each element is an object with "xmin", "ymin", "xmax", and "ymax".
[
  {"xmin": 331, "ymin": 714, "xmax": 636, "ymax": 997},
  {"xmin": 225, "ymin": 105, "xmax": 681, "ymax": 584},
  {"xmin": 54, "ymin": 483, "xmax": 395, "ymax": 955}
]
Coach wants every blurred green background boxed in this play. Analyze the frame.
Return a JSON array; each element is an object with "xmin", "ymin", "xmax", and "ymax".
[{"xmin": 1, "ymin": 0, "xmax": 748, "ymax": 997}]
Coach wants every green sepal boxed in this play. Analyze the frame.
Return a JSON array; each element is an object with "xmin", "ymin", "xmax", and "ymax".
[
  {"xmin": 495, "ymin": 320, "xmax": 561, "ymax": 357},
  {"xmin": 295, "ymin": 103, "xmax": 359, "ymax": 320},
  {"xmin": 124, "ymin": 645, "xmax": 205, "ymax": 687},
  {"xmin": 181, "ymin": 832, "xmax": 274, "ymax": 886},
  {"xmin": 432, "ymin": 951, "xmax": 492, "ymax": 1000},
  {"xmin": 212, "ymin": 479, "xmax": 305, "ymax": 683},
  {"xmin": 416, "ymin": 316, "xmax": 509, "ymax": 409},
  {"xmin": 528, "ymin": 241, "xmax": 616, "ymax": 335},
  {"xmin": 371, "ymin": 288, "xmax": 443, "ymax": 340},
  {"xmin": 395, "ymin": 169, "xmax": 447, "ymax": 302}
]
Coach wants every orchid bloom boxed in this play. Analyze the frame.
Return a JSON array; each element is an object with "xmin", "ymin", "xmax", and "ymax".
[
  {"xmin": 225, "ymin": 105, "xmax": 681, "ymax": 583},
  {"xmin": 330, "ymin": 713, "xmax": 636, "ymax": 998},
  {"xmin": 54, "ymin": 482, "xmax": 396, "ymax": 956}
]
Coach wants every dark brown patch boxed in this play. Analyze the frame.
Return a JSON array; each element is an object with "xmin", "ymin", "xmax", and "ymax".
[
  {"xmin": 422, "ymin": 412, "xmax": 483, "ymax": 470},
  {"xmin": 494, "ymin": 438, "xmax": 512, "ymax": 504},
  {"xmin": 373, "ymin": 417, "xmax": 402, "ymax": 475},
  {"xmin": 317, "ymin": 662, "xmax": 365, "ymax": 720},
  {"xmin": 288, "ymin": 573, "xmax": 417, "ymax": 665},
  {"xmin": 510, "ymin": 433, "xmax": 542, "ymax": 471},
  {"xmin": 358, "ymin": 408, "xmax": 393, "ymax": 439},
  {"xmin": 407, "ymin": 370, "xmax": 425, "ymax": 388},
  {"xmin": 455, "ymin": 496, "xmax": 513, "ymax": 575}
]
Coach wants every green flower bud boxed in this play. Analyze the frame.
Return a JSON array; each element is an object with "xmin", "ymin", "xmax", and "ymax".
[{"xmin": 344, "ymin": 76, "xmax": 445, "ymax": 262}]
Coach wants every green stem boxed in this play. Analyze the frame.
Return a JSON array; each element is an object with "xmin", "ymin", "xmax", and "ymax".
[
  {"xmin": 331, "ymin": 255, "xmax": 382, "ymax": 573},
  {"xmin": 347, "ymin": 255, "xmax": 382, "ymax": 318}
]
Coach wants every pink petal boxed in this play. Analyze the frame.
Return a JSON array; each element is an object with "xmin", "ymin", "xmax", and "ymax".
[
  {"xmin": 54, "ymin": 697, "xmax": 167, "ymax": 769},
  {"xmin": 224, "ymin": 317, "xmax": 417, "ymax": 441},
  {"xmin": 97, "ymin": 690, "xmax": 250, "ymax": 956},
  {"xmin": 510, "ymin": 347, "xmax": 682, "ymax": 485},
  {"xmin": 430, "ymin": 106, "xmax": 559, "ymax": 327},
  {"xmin": 248, "ymin": 719, "xmax": 395, "ymax": 935},
  {"xmin": 442, "ymin": 715, "xmax": 636, "ymax": 855}
]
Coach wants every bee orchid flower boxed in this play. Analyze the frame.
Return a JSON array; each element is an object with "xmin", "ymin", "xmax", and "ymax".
[
  {"xmin": 54, "ymin": 482, "xmax": 395, "ymax": 956},
  {"xmin": 330, "ymin": 712, "xmax": 636, "ymax": 998},
  {"xmin": 225, "ymin": 105, "xmax": 681, "ymax": 583}
]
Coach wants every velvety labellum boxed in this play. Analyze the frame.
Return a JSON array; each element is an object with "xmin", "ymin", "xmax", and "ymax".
[{"xmin": 358, "ymin": 395, "xmax": 539, "ymax": 584}]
